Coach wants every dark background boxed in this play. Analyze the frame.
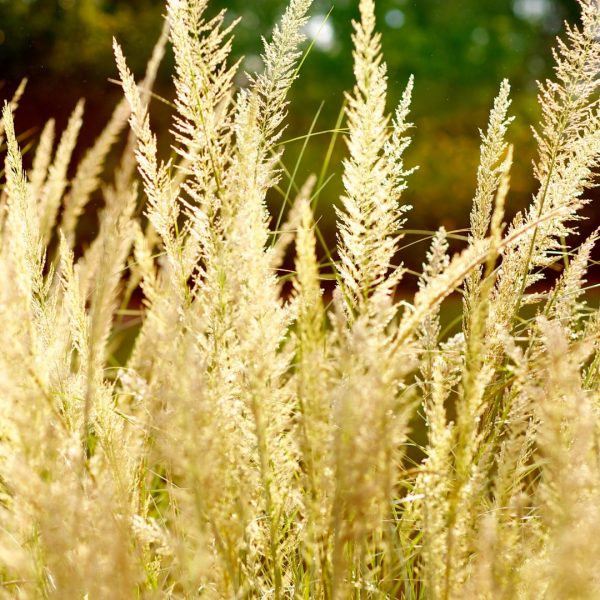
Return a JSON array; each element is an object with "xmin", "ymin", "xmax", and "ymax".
[{"xmin": 1, "ymin": 0, "xmax": 590, "ymax": 279}]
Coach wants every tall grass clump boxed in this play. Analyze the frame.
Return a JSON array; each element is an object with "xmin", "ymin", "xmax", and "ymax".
[{"xmin": 1, "ymin": 0, "xmax": 600, "ymax": 597}]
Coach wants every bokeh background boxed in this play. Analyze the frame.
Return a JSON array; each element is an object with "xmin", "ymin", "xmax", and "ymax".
[{"xmin": 1, "ymin": 0, "xmax": 590, "ymax": 279}]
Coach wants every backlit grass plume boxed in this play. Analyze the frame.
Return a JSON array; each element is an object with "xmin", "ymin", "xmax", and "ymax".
[{"xmin": 1, "ymin": 0, "xmax": 600, "ymax": 597}]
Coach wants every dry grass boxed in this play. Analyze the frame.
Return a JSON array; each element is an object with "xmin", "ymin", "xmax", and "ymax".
[{"xmin": 1, "ymin": 0, "xmax": 600, "ymax": 598}]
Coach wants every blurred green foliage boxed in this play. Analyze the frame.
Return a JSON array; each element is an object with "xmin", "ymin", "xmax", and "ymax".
[{"xmin": 0, "ymin": 0, "xmax": 583, "ymax": 256}]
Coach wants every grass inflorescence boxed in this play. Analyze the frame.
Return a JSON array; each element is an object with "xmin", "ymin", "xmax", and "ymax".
[{"xmin": 1, "ymin": 0, "xmax": 600, "ymax": 598}]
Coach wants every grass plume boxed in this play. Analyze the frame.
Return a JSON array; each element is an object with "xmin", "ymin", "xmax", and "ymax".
[{"xmin": 1, "ymin": 0, "xmax": 600, "ymax": 597}]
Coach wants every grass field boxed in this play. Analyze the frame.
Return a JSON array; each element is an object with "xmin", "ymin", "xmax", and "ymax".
[{"xmin": 1, "ymin": 0, "xmax": 600, "ymax": 598}]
